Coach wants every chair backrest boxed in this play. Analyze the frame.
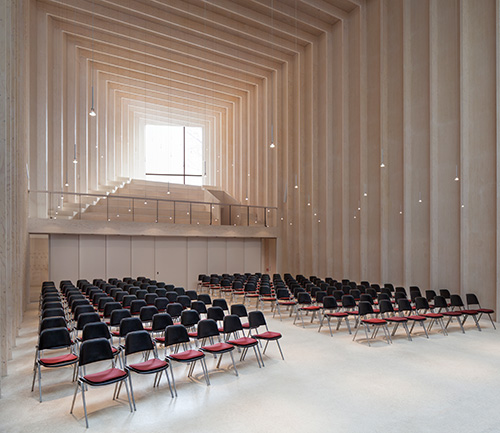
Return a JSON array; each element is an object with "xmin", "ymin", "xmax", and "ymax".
[
  {"xmin": 125, "ymin": 330, "xmax": 154, "ymax": 355},
  {"xmin": 396, "ymin": 298, "xmax": 413, "ymax": 313},
  {"xmin": 321, "ymin": 296, "xmax": 338, "ymax": 310},
  {"xmin": 109, "ymin": 309, "xmax": 132, "ymax": 326},
  {"xmin": 185, "ymin": 290, "xmax": 198, "ymax": 300},
  {"xmin": 177, "ymin": 295, "xmax": 192, "ymax": 309},
  {"xmin": 139, "ymin": 306, "xmax": 159, "ymax": 322},
  {"xmin": 213, "ymin": 298, "xmax": 229, "ymax": 311},
  {"xmin": 82, "ymin": 321, "xmax": 112, "ymax": 341},
  {"xmin": 378, "ymin": 299, "xmax": 395, "ymax": 315},
  {"xmin": 154, "ymin": 297, "xmax": 169, "ymax": 311},
  {"xmin": 122, "ymin": 295, "xmax": 137, "ymax": 308},
  {"xmin": 230, "ymin": 304, "xmax": 248, "ymax": 318},
  {"xmin": 136, "ymin": 289, "xmax": 147, "ymax": 300},
  {"xmin": 76, "ymin": 312, "xmax": 101, "ymax": 330},
  {"xmin": 147, "ymin": 285, "xmax": 158, "ymax": 294},
  {"xmin": 119, "ymin": 317, "xmax": 144, "ymax": 337},
  {"xmin": 155, "ymin": 288, "xmax": 167, "ymax": 298},
  {"xmin": 349, "ymin": 289, "xmax": 361, "ymax": 300},
  {"xmin": 151, "ymin": 313, "xmax": 173, "ymax": 331},
  {"xmin": 450, "ymin": 294, "xmax": 464, "ymax": 308},
  {"xmin": 358, "ymin": 301, "xmax": 374, "ymax": 316},
  {"xmin": 341, "ymin": 295, "xmax": 356, "ymax": 309},
  {"xmin": 174, "ymin": 287, "xmax": 186, "ymax": 296},
  {"xmin": 196, "ymin": 319, "xmax": 220, "ymax": 339},
  {"xmin": 394, "ymin": 292, "xmax": 407, "ymax": 302},
  {"xmin": 166, "ymin": 303, "xmax": 183, "ymax": 318},
  {"xmin": 191, "ymin": 300, "xmax": 208, "ymax": 315},
  {"xmin": 198, "ymin": 293, "xmax": 212, "ymax": 305},
  {"xmin": 223, "ymin": 314, "xmax": 243, "ymax": 333},
  {"xmin": 145, "ymin": 293, "xmax": 158, "ymax": 305},
  {"xmin": 42, "ymin": 301, "xmax": 63, "ymax": 311},
  {"xmin": 103, "ymin": 302, "xmax": 122, "ymax": 318},
  {"xmin": 439, "ymin": 289, "xmax": 451, "ymax": 299},
  {"xmin": 165, "ymin": 324, "xmax": 190, "ymax": 346},
  {"xmin": 395, "ymin": 287, "xmax": 407, "ymax": 296},
  {"xmin": 207, "ymin": 306, "xmax": 225, "ymax": 322},
  {"xmin": 315, "ymin": 291, "xmax": 327, "ymax": 304},
  {"xmin": 433, "ymin": 295, "xmax": 448, "ymax": 309},
  {"xmin": 248, "ymin": 310, "xmax": 267, "ymax": 329},
  {"xmin": 359, "ymin": 294, "xmax": 374, "ymax": 304},
  {"xmin": 42, "ymin": 307, "xmax": 66, "ymax": 319},
  {"xmin": 297, "ymin": 292, "xmax": 312, "ymax": 305},
  {"xmin": 181, "ymin": 309, "xmax": 200, "ymax": 327},
  {"xmin": 79, "ymin": 338, "xmax": 113, "ymax": 366},
  {"xmin": 130, "ymin": 299, "xmax": 147, "ymax": 314},
  {"xmin": 425, "ymin": 290, "xmax": 437, "ymax": 302},
  {"xmin": 38, "ymin": 327, "xmax": 72, "ymax": 351},
  {"xmin": 465, "ymin": 293, "xmax": 480, "ymax": 307},
  {"xmin": 166, "ymin": 291, "xmax": 178, "ymax": 303},
  {"xmin": 39, "ymin": 316, "xmax": 67, "ymax": 332},
  {"xmin": 414, "ymin": 297, "xmax": 430, "ymax": 311}
]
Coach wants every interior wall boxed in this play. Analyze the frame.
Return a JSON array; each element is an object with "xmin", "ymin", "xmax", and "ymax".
[
  {"xmin": 278, "ymin": 0, "xmax": 499, "ymax": 315},
  {"xmin": 49, "ymin": 235, "xmax": 263, "ymax": 290}
]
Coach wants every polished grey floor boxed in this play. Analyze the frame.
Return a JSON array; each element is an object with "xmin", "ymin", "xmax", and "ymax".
[{"xmin": 1, "ymin": 303, "xmax": 499, "ymax": 433}]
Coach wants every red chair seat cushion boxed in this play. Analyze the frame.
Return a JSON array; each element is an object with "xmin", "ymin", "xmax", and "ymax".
[
  {"xmin": 442, "ymin": 311, "xmax": 462, "ymax": 316},
  {"xmin": 111, "ymin": 346, "xmax": 120, "ymax": 355},
  {"xmin": 154, "ymin": 336, "xmax": 165, "ymax": 344},
  {"xmin": 362, "ymin": 318, "xmax": 387, "ymax": 325},
  {"xmin": 169, "ymin": 350, "xmax": 204, "ymax": 361},
  {"xmin": 407, "ymin": 315, "xmax": 427, "ymax": 321},
  {"xmin": 301, "ymin": 306, "xmax": 320, "ymax": 311},
  {"xmin": 423, "ymin": 313, "xmax": 443, "ymax": 318},
  {"xmin": 201, "ymin": 342, "xmax": 234, "ymax": 353},
  {"xmin": 188, "ymin": 331, "xmax": 198, "ymax": 338},
  {"xmin": 278, "ymin": 301, "xmax": 297, "ymax": 305},
  {"xmin": 129, "ymin": 358, "xmax": 167, "ymax": 373},
  {"xmin": 461, "ymin": 309, "xmax": 478, "ymax": 315},
  {"xmin": 254, "ymin": 331, "xmax": 281, "ymax": 340},
  {"xmin": 478, "ymin": 308, "xmax": 494, "ymax": 314},
  {"xmin": 242, "ymin": 323, "xmax": 250, "ymax": 329},
  {"xmin": 227, "ymin": 337, "xmax": 257, "ymax": 347},
  {"xmin": 261, "ymin": 297, "xmax": 276, "ymax": 301},
  {"xmin": 326, "ymin": 312, "xmax": 348, "ymax": 317},
  {"xmin": 39, "ymin": 353, "xmax": 78, "ymax": 366},
  {"xmin": 385, "ymin": 316, "xmax": 407, "ymax": 322},
  {"xmin": 347, "ymin": 311, "xmax": 359, "ymax": 315},
  {"xmin": 83, "ymin": 367, "xmax": 127, "ymax": 385}
]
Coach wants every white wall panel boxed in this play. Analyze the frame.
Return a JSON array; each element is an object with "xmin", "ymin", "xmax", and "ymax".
[
  {"xmin": 156, "ymin": 237, "xmax": 188, "ymax": 288},
  {"xmin": 131, "ymin": 237, "xmax": 155, "ymax": 279},
  {"xmin": 226, "ymin": 238, "xmax": 245, "ymax": 274},
  {"xmin": 207, "ymin": 238, "xmax": 227, "ymax": 275},
  {"xmin": 244, "ymin": 239, "xmax": 262, "ymax": 273},
  {"xmin": 187, "ymin": 238, "xmax": 208, "ymax": 291},
  {"xmin": 106, "ymin": 236, "xmax": 131, "ymax": 280},
  {"xmin": 49, "ymin": 234, "xmax": 79, "ymax": 284},
  {"xmin": 79, "ymin": 235, "xmax": 106, "ymax": 281}
]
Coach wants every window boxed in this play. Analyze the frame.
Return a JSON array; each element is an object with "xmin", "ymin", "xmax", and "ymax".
[{"xmin": 145, "ymin": 124, "xmax": 203, "ymax": 185}]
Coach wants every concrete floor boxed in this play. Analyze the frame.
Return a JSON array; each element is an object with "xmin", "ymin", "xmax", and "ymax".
[{"xmin": 1, "ymin": 303, "xmax": 499, "ymax": 433}]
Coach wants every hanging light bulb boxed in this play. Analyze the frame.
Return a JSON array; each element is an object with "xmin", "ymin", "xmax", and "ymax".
[
  {"xmin": 167, "ymin": 182, "xmax": 171, "ymax": 195},
  {"xmin": 73, "ymin": 143, "xmax": 78, "ymax": 164},
  {"xmin": 380, "ymin": 148, "xmax": 385, "ymax": 168},
  {"xmin": 89, "ymin": 87, "xmax": 96, "ymax": 117},
  {"xmin": 294, "ymin": 174, "xmax": 298, "ymax": 189},
  {"xmin": 270, "ymin": 124, "xmax": 275, "ymax": 148},
  {"xmin": 418, "ymin": 192, "xmax": 422, "ymax": 203},
  {"xmin": 455, "ymin": 165, "xmax": 459, "ymax": 181}
]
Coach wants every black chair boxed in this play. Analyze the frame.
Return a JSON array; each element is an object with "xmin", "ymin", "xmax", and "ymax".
[
  {"xmin": 155, "ymin": 288, "xmax": 167, "ymax": 298},
  {"xmin": 116, "ymin": 317, "xmax": 144, "ymax": 344},
  {"xmin": 150, "ymin": 313, "xmax": 174, "ymax": 344},
  {"xmin": 450, "ymin": 294, "xmax": 481, "ymax": 331},
  {"xmin": 154, "ymin": 297, "xmax": 169, "ymax": 312},
  {"xmin": 166, "ymin": 303, "xmax": 183, "ymax": 322},
  {"xmin": 248, "ymin": 311, "xmax": 284, "ymax": 360},
  {"xmin": 397, "ymin": 298, "xmax": 429, "ymax": 338},
  {"xmin": 378, "ymin": 299, "xmax": 412, "ymax": 341},
  {"xmin": 31, "ymin": 327, "xmax": 78, "ymax": 402},
  {"xmin": 177, "ymin": 295, "xmax": 192, "ymax": 310},
  {"xmin": 81, "ymin": 322, "xmax": 120, "ymax": 357},
  {"xmin": 212, "ymin": 298, "xmax": 229, "ymax": 314},
  {"xmin": 318, "ymin": 296, "xmax": 351, "ymax": 336},
  {"xmin": 41, "ymin": 307, "xmax": 66, "ymax": 320},
  {"xmin": 466, "ymin": 293, "xmax": 496, "ymax": 329},
  {"xmin": 293, "ymin": 292, "xmax": 321, "ymax": 327},
  {"xmin": 145, "ymin": 293, "xmax": 158, "ymax": 306},
  {"xmin": 164, "ymin": 325, "xmax": 210, "ymax": 385},
  {"xmin": 174, "ymin": 287, "xmax": 186, "ymax": 296},
  {"xmin": 123, "ymin": 330, "xmax": 176, "ymax": 402},
  {"xmin": 198, "ymin": 293, "xmax": 212, "ymax": 305},
  {"xmin": 230, "ymin": 304, "xmax": 250, "ymax": 330},
  {"xmin": 207, "ymin": 307, "xmax": 225, "ymax": 331},
  {"xmin": 352, "ymin": 301, "xmax": 391, "ymax": 346},
  {"xmin": 107, "ymin": 309, "xmax": 132, "ymax": 337},
  {"xmin": 197, "ymin": 319, "xmax": 238, "ymax": 377},
  {"xmin": 122, "ymin": 295, "xmax": 137, "ymax": 309},
  {"xmin": 191, "ymin": 300, "xmax": 208, "ymax": 317},
  {"xmin": 433, "ymin": 295, "xmax": 465, "ymax": 333},
  {"xmin": 130, "ymin": 299, "xmax": 147, "ymax": 316},
  {"xmin": 166, "ymin": 291, "xmax": 178, "ymax": 303},
  {"xmin": 414, "ymin": 297, "xmax": 447, "ymax": 335},
  {"xmin": 223, "ymin": 315, "xmax": 263, "ymax": 368},
  {"xmin": 273, "ymin": 288, "xmax": 297, "ymax": 320},
  {"xmin": 185, "ymin": 290, "xmax": 198, "ymax": 301},
  {"xmin": 70, "ymin": 338, "xmax": 134, "ymax": 428},
  {"xmin": 39, "ymin": 316, "xmax": 67, "ymax": 333}
]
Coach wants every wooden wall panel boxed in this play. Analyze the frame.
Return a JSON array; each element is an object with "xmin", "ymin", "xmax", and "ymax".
[
  {"xmin": 49, "ymin": 234, "xmax": 79, "ymax": 283},
  {"xmin": 187, "ymin": 238, "xmax": 208, "ymax": 291},
  {"xmin": 106, "ymin": 236, "xmax": 131, "ymax": 280},
  {"xmin": 156, "ymin": 237, "xmax": 187, "ymax": 287},
  {"xmin": 131, "ymin": 237, "xmax": 155, "ymax": 279},
  {"xmin": 79, "ymin": 235, "xmax": 106, "ymax": 281}
]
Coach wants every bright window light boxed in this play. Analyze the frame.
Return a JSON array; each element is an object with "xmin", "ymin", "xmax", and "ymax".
[{"xmin": 145, "ymin": 124, "xmax": 203, "ymax": 186}]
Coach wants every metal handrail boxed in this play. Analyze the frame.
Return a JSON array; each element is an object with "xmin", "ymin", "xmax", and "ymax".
[{"xmin": 29, "ymin": 190, "xmax": 277, "ymax": 210}]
